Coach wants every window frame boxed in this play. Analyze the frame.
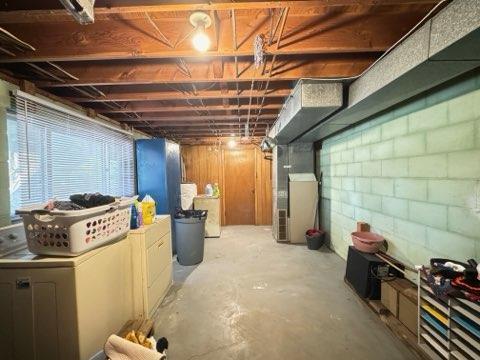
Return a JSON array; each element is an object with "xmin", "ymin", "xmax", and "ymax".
[{"xmin": 7, "ymin": 90, "xmax": 136, "ymax": 216}]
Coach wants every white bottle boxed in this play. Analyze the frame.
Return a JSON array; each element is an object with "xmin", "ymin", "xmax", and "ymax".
[{"xmin": 205, "ymin": 184, "xmax": 213, "ymax": 196}]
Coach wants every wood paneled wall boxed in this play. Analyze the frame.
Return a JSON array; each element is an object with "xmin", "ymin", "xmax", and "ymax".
[
  {"xmin": 181, "ymin": 144, "xmax": 272, "ymax": 225},
  {"xmin": 254, "ymin": 148, "xmax": 273, "ymax": 225}
]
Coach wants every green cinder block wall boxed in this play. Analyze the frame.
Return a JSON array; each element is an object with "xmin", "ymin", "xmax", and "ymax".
[{"xmin": 319, "ymin": 73, "xmax": 480, "ymax": 266}]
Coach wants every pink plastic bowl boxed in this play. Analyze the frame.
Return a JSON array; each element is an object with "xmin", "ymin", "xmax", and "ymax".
[{"xmin": 351, "ymin": 231, "xmax": 385, "ymax": 253}]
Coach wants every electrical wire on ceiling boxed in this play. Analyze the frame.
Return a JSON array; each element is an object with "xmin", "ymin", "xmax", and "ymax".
[
  {"xmin": 0, "ymin": 25, "xmax": 162, "ymax": 139},
  {"xmin": 299, "ymin": 0, "xmax": 448, "ymax": 83},
  {"xmin": 0, "ymin": 26, "xmax": 35, "ymax": 51}
]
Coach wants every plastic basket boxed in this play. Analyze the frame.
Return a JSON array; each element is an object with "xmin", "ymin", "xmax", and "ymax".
[{"xmin": 16, "ymin": 197, "xmax": 137, "ymax": 257}]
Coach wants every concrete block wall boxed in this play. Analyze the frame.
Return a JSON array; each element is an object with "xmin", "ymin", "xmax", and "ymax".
[{"xmin": 319, "ymin": 73, "xmax": 480, "ymax": 266}]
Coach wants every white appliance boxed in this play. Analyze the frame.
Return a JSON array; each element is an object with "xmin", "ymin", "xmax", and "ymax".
[
  {"xmin": 0, "ymin": 223, "xmax": 134, "ymax": 360},
  {"xmin": 288, "ymin": 173, "xmax": 318, "ymax": 243},
  {"xmin": 180, "ymin": 183, "xmax": 197, "ymax": 210}
]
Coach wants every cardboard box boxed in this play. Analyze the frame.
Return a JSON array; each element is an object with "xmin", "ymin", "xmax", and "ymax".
[
  {"xmin": 399, "ymin": 293, "xmax": 418, "ymax": 335},
  {"xmin": 381, "ymin": 281, "xmax": 398, "ymax": 317}
]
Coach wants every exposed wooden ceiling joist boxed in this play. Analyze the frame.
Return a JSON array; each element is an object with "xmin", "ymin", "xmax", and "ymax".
[
  {"xmin": 171, "ymin": 130, "xmax": 265, "ymax": 137},
  {"xmin": 106, "ymin": 109, "xmax": 279, "ymax": 119},
  {"xmin": 134, "ymin": 121, "xmax": 272, "ymax": 128},
  {"xmin": 29, "ymin": 54, "xmax": 377, "ymax": 87},
  {"xmin": 178, "ymin": 135, "xmax": 263, "ymax": 143},
  {"xmin": 0, "ymin": 8, "xmax": 428, "ymax": 63},
  {"xmin": 62, "ymin": 87, "xmax": 292, "ymax": 103},
  {"xmin": 0, "ymin": 1, "xmax": 440, "ymax": 20},
  {"xmin": 143, "ymin": 125, "xmax": 269, "ymax": 132},
  {"xmin": 97, "ymin": 103, "xmax": 282, "ymax": 114},
  {"xmin": 118, "ymin": 114, "xmax": 277, "ymax": 122},
  {"xmin": 0, "ymin": 0, "xmax": 441, "ymax": 140}
]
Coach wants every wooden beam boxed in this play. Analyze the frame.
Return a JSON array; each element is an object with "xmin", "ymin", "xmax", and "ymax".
[
  {"xmin": 106, "ymin": 108, "xmax": 280, "ymax": 117},
  {"xmin": 146, "ymin": 125, "xmax": 269, "ymax": 132},
  {"xmin": 96, "ymin": 103, "xmax": 282, "ymax": 114},
  {"xmin": 0, "ymin": 9, "xmax": 428, "ymax": 63},
  {"xmin": 63, "ymin": 87, "xmax": 292, "ymax": 102},
  {"xmin": 34, "ymin": 54, "xmax": 377, "ymax": 87},
  {"xmin": 169, "ymin": 132, "xmax": 267, "ymax": 138},
  {"xmin": 155, "ymin": 130, "xmax": 267, "ymax": 139},
  {"xmin": 178, "ymin": 136, "xmax": 263, "ymax": 144},
  {"xmin": 0, "ymin": 1, "xmax": 441, "ymax": 21},
  {"xmin": 212, "ymin": 10, "xmax": 220, "ymax": 51},
  {"xmin": 170, "ymin": 130, "xmax": 266, "ymax": 137},
  {"xmin": 212, "ymin": 58, "xmax": 224, "ymax": 79},
  {"xmin": 134, "ymin": 121, "xmax": 272, "ymax": 128},
  {"xmin": 118, "ymin": 114, "xmax": 277, "ymax": 122}
]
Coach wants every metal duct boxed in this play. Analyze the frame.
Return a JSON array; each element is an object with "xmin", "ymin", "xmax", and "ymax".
[
  {"xmin": 269, "ymin": 80, "xmax": 343, "ymax": 145},
  {"xmin": 299, "ymin": 0, "xmax": 480, "ymax": 142}
]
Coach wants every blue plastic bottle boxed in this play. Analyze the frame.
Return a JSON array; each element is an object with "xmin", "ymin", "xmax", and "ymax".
[{"xmin": 130, "ymin": 204, "xmax": 139, "ymax": 229}]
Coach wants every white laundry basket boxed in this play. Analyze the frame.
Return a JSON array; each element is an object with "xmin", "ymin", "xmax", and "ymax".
[{"xmin": 16, "ymin": 197, "xmax": 137, "ymax": 256}]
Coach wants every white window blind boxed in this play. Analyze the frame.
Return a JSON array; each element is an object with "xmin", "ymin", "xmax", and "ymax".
[{"xmin": 7, "ymin": 91, "xmax": 135, "ymax": 215}]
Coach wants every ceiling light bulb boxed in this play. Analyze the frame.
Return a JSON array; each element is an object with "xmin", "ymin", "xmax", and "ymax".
[
  {"xmin": 192, "ymin": 25, "xmax": 210, "ymax": 52},
  {"xmin": 227, "ymin": 139, "xmax": 237, "ymax": 148},
  {"xmin": 190, "ymin": 12, "xmax": 212, "ymax": 53}
]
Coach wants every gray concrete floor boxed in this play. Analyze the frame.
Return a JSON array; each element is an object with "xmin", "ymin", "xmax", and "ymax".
[{"xmin": 153, "ymin": 226, "xmax": 416, "ymax": 360}]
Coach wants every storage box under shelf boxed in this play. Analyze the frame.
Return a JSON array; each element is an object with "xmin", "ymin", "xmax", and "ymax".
[{"xmin": 417, "ymin": 272, "xmax": 480, "ymax": 360}]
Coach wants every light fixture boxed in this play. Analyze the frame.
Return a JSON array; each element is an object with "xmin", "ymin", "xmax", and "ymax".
[
  {"xmin": 227, "ymin": 138, "xmax": 237, "ymax": 148},
  {"xmin": 189, "ymin": 11, "xmax": 212, "ymax": 52},
  {"xmin": 260, "ymin": 136, "xmax": 276, "ymax": 152}
]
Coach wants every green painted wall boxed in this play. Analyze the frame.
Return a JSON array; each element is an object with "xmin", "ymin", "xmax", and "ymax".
[{"xmin": 319, "ymin": 73, "xmax": 480, "ymax": 267}]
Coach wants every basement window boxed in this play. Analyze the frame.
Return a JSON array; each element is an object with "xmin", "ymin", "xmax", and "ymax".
[{"xmin": 7, "ymin": 92, "xmax": 135, "ymax": 216}]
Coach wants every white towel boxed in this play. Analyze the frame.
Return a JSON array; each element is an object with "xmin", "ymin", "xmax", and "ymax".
[{"xmin": 104, "ymin": 335, "xmax": 162, "ymax": 360}]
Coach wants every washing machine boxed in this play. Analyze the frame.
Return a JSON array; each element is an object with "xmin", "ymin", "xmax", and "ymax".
[{"xmin": 0, "ymin": 223, "xmax": 134, "ymax": 360}]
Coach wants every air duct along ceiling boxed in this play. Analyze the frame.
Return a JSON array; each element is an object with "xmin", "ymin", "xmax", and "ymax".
[
  {"xmin": 269, "ymin": 81, "xmax": 343, "ymax": 145},
  {"xmin": 299, "ymin": 0, "xmax": 480, "ymax": 142}
]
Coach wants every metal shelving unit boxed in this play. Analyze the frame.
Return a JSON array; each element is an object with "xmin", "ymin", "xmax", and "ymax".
[{"xmin": 418, "ymin": 272, "xmax": 480, "ymax": 360}]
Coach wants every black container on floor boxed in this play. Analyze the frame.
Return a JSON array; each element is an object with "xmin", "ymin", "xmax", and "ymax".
[
  {"xmin": 345, "ymin": 246, "xmax": 404, "ymax": 299},
  {"xmin": 306, "ymin": 232, "xmax": 325, "ymax": 250}
]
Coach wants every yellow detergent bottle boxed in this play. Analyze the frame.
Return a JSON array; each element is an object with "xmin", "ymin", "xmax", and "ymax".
[
  {"xmin": 141, "ymin": 194, "xmax": 156, "ymax": 225},
  {"xmin": 213, "ymin": 183, "xmax": 220, "ymax": 197}
]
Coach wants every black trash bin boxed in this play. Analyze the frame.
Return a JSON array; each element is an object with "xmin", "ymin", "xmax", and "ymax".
[
  {"xmin": 306, "ymin": 230, "xmax": 325, "ymax": 250},
  {"xmin": 174, "ymin": 209, "xmax": 208, "ymax": 265}
]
